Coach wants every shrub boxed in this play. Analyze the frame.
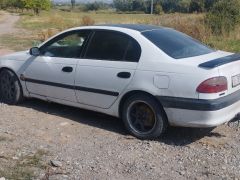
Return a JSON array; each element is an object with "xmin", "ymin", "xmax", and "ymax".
[
  {"xmin": 38, "ymin": 28, "xmax": 59, "ymax": 41},
  {"xmin": 189, "ymin": 0, "xmax": 205, "ymax": 13},
  {"xmin": 154, "ymin": 4, "xmax": 163, "ymax": 15},
  {"xmin": 151, "ymin": 14, "xmax": 211, "ymax": 42},
  {"xmin": 81, "ymin": 16, "xmax": 95, "ymax": 26},
  {"xmin": 205, "ymin": 0, "xmax": 240, "ymax": 35}
]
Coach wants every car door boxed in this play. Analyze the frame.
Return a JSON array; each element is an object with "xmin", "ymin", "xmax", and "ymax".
[
  {"xmin": 23, "ymin": 30, "xmax": 91, "ymax": 102},
  {"xmin": 75, "ymin": 30, "xmax": 142, "ymax": 108}
]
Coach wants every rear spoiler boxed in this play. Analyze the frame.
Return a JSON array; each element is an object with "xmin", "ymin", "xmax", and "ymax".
[{"xmin": 199, "ymin": 53, "xmax": 240, "ymax": 69}]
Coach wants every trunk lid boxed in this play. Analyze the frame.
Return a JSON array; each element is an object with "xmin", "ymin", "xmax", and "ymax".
[
  {"xmin": 199, "ymin": 53, "xmax": 240, "ymax": 69},
  {"xmin": 175, "ymin": 50, "xmax": 232, "ymax": 68},
  {"xmin": 217, "ymin": 57, "xmax": 240, "ymax": 95},
  {"xmin": 195, "ymin": 52, "xmax": 240, "ymax": 96}
]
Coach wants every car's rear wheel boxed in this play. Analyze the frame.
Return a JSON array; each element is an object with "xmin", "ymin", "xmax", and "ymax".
[
  {"xmin": 122, "ymin": 93, "xmax": 168, "ymax": 139},
  {"xmin": 0, "ymin": 69, "xmax": 23, "ymax": 105}
]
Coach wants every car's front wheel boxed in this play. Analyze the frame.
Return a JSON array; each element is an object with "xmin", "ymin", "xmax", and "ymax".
[
  {"xmin": 122, "ymin": 93, "xmax": 168, "ymax": 139},
  {"xmin": 0, "ymin": 69, "xmax": 23, "ymax": 105}
]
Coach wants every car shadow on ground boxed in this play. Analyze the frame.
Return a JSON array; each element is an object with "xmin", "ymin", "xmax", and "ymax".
[
  {"xmin": 18, "ymin": 99, "xmax": 221, "ymax": 146},
  {"xmin": 160, "ymin": 127, "xmax": 220, "ymax": 146}
]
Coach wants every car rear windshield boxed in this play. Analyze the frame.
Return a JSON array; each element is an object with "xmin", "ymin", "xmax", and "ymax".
[{"xmin": 142, "ymin": 29, "xmax": 215, "ymax": 59}]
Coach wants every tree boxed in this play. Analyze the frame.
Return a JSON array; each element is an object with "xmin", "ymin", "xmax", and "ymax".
[
  {"xmin": 132, "ymin": 0, "xmax": 147, "ymax": 12},
  {"xmin": 21, "ymin": 0, "xmax": 51, "ymax": 15},
  {"xmin": 0, "ymin": 0, "xmax": 8, "ymax": 9},
  {"xmin": 205, "ymin": 0, "xmax": 240, "ymax": 34},
  {"xmin": 113, "ymin": 0, "xmax": 133, "ymax": 12},
  {"xmin": 179, "ymin": 0, "xmax": 191, "ymax": 13},
  {"xmin": 113, "ymin": 0, "xmax": 148, "ymax": 12},
  {"xmin": 204, "ymin": 0, "xmax": 218, "ymax": 11},
  {"xmin": 9, "ymin": 0, "xmax": 25, "ymax": 10},
  {"xmin": 189, "ymin": 0, "xmax": 205, "ymax": 13},
  {"xmin": 111, "ymin": 0, "xmax": 231, "ymax": 14},
  {"xmin": 71, "ymin": 0, "xmax": 75, "ymax": 9},
  {"xmin": 84, "ymin": 2, "xmax": 109, "ymax": 11},
  {"xmin": 160, "ymin": 0, "xmax": 180, "ymax": 13},
  {"xmin": 85, "ymin": 2, "xmax": 100, "ymax": 11},
  {"xmin": 154, "ymin": 3, "xmax": 163, "ymax": 14}
]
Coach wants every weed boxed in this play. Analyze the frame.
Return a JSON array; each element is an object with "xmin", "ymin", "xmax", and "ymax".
[
  {"xmin": 37, "ymin": 28, "xmax": 59, "ymax": 41},
  {"xmin": 0, "ymin": 149, "xmax": 48, "ymax": 180},
  {"xmin": 81, "ymin": 16, "xmax": 95, "ymax": 26}
]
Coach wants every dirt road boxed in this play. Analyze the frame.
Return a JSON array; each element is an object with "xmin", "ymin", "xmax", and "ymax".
[
  {"xmin": 0, "ymin": 12, "xmax": 19, "ymax": 55},
  {"xmin": 0, "ymin": 12, "xmax": 240, "ymax": 180},
  {"xmin": 0, "ymin": 12, "xmax": 19, "ymax": 35}
]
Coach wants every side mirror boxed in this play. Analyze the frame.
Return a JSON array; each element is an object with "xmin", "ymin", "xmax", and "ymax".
[{"xmin": 29, "ymin": 47, "xmax": 40, "ymax": 56}]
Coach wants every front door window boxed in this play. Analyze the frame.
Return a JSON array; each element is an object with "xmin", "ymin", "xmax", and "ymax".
[{"xmin": 41, "ymin": 30, "xmax": 90, "ymax": 58}]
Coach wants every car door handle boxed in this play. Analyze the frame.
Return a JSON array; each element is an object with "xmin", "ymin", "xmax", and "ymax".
[
  {"xmin": 117, "ymin": 72, "xmax": 131, "ymax": 79},
  {"xmin": 62, "ymin": 66, "xmax": 73, "ymax": 73}
]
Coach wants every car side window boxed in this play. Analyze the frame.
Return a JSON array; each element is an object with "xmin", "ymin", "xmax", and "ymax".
[
  {"xmin": 85, "ymin": 30, "xmax": 141, "ymax": 62},
  {"xmin": 41, "ymin": 30, "xmax": 90, "ymax": 59}
]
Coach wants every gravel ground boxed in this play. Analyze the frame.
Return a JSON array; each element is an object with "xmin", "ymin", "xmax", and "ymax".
[
  {"xmin": 0, "ymin": 99, "xmax": 240, "ymax": 180},
  {"xmin": 0, "ymin": 12, "xmax": 240, "ymax": 180}
]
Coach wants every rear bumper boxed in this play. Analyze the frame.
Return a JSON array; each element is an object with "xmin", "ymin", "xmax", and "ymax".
[{"xmin": 157, "ymin": 90, "xmax": 240, "ymax": 127}]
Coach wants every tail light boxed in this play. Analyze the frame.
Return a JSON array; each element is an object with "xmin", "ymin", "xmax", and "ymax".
[{"xmin": 197, "ymin": 76, "xmax": 228, "ymax": 93}]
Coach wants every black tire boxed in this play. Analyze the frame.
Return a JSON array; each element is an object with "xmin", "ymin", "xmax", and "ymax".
[
  {"xmin": 122, "ymin": 93, "xmax": 168, "ymax": 139},
  {"xmin": 0, "ymin": 69, "xmax": 23, "ymax": 105}
]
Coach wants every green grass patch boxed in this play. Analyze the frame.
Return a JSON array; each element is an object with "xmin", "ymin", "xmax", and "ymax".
[
  {"xmin": 207, "ymin": 37, "xmax": 240, "ymax": 53},
  {"xmin": 0, "ymin": 150, "xmax": 48, "ymax": 180},
  {"xmin": 0, "ymin": 35, "xmax": 34, "ymax": 51}
]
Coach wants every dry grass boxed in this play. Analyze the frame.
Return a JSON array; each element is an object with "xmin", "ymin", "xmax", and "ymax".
[
  {"xmin": 0, "ymin": 9, "xmax": 239, "ymax": 52},
  {"xmin": 17, "ymin": 10, "xmax": 208, "ymax": 45},
  {"xmin": 0, "ymin": 34, "xmax": 34, "ymax": 51},
  {"xmin": 38, "ymin": 28, "xmax": 59, "ymax": 42},
  {"xmin": 144, "ymin": 13, "xmax": 211, "ymax": 42},
  {"xmin": 18, "ymin": 9, "xmax": 161, "ymax": 30},
  {"xmin": 81, "ymin": 16, "xmax": 95, "ymax": 26}
]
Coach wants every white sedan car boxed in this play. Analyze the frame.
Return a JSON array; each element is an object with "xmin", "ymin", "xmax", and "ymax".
[{"xmin": 0, "ymin": 24, "xmax": 239, "ymax": 139}]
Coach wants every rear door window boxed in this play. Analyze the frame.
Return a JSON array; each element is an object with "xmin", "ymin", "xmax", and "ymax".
[{"xmin": 85, "ymin": 30, "xmax": 141, "ymax": 62}]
